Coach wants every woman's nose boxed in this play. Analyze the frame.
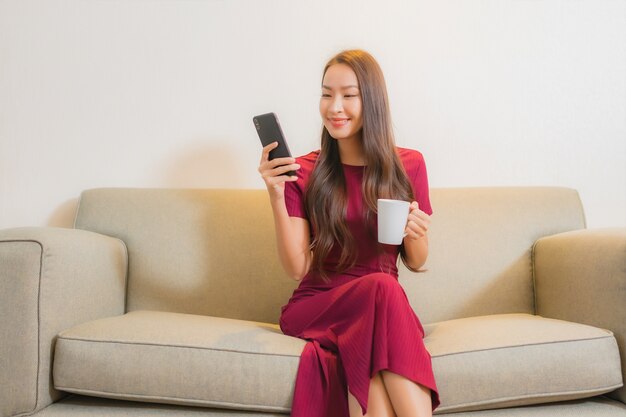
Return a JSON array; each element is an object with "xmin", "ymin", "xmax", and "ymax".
[{"xmin": 331, "ymin": 97, "xmax": 344, "ymax": 113}]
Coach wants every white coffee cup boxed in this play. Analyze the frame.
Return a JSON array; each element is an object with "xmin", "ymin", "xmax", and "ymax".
[{"xmin": 377, "ymin": 199, "xmax": 410, "ymax": 245}]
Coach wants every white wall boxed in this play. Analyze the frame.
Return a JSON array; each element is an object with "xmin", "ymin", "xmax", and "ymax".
[{"xmin": 1, "ymin": 0, "xmax": 625, "ymax": 229}]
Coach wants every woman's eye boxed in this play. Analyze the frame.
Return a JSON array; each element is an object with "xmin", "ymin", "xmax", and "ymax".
[{"xmin": 321, "ymin": 94, "xmax": 331, "ymax": 98}]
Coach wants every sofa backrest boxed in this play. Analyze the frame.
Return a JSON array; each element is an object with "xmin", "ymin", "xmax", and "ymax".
[
  {"xmin": 399, "ymin": 187, "xmax": 585, "ymax": 323},
  {"xmin": 73, "ymin": 187, "xmax": 585, "ymax": 325}
]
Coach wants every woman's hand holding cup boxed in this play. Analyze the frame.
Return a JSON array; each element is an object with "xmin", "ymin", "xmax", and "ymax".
[
  {"xmin": 378, "ymin": 199, "xmax": 430, "ymax": 245},
  {"xmin": 404, "ymin": 201, "xmax": 430, "ymax": 241},
  {"xmin": 258, "ymin": 141, "xmax": 300, "ymax": 198}
]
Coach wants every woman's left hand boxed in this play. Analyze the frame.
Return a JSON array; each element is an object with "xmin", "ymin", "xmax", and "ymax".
[{"xmin": 404, "ymin": 201, "xmax": 430, "ymax": 241}]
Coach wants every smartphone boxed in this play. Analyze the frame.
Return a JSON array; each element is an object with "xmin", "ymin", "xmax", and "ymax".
[{"xmin": 253, "ymin": 112, "xmax": 297, "ymax": 177}]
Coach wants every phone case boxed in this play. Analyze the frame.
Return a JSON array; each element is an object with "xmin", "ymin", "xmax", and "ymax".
[{"xmin": 253, "ymin": 112, "xmax": 296, "ymax": 176}]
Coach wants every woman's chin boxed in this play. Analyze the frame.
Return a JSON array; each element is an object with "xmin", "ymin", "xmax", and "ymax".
[{"xmin": 327, "ymin": 130, "xmax": 355, "ymax": 141}]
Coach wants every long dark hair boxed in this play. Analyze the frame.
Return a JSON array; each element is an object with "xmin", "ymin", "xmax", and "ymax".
[{"xmin": 304, "ymin": 50, "xmax": 416, "ymax": 282}]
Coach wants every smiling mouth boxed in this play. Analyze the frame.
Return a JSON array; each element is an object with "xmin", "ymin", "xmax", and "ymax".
[{"xmin": 329, "ymin": 118, "xmax": 349, "ymax": 127}]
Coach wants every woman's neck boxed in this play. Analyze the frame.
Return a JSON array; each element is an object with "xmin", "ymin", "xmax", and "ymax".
[{"xmin": 336, "ymin": 135, "xmax": 366, "ymax": 166}]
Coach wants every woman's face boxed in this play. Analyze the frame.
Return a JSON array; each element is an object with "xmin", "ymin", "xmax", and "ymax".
[{"xmin": 319, "ymin": 63, "xmax": 363, "ymax": 142}]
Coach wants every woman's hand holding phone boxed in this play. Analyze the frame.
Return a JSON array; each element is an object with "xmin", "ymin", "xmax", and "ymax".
[
  {"xmin": 255, "ymin": 120, "xmax": 310, "ymax": 280},
  {"xmin": 258, "ymin": 141, "xmax": 300, "ymax": 199}
]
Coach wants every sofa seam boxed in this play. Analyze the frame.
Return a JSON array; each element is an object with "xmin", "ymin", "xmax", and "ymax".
[
  {"xmin": 574, "ymin": 188, "xmax": 588, "ymax": 229},
  {"xmin": 117, "ymin": 239, "xmax": 129, "ymax": 314},
  {"xmin": 55, "ymin": 336, "xmax": 302, "ymax": 358},
  {"xmin": 531, "ymin": 239, "xmax": 538, "ymax": 315},
  {"xmin": 52, "ymin": 383, "xmax": 624, "ymax": 413},
  {"xmin": 71, "ymin": 191, "xmax": 83, "ymax": 229},
  {"xmin": 437, "ymin": 383, "xmax": 624, "ymax": 410},
  {"xmin": 430, "ymin": 335, "xmax": 616, "ymax": 358},
  {"xmin": 55, "ymin": 333, "xmax": 614, "ymax": 359},
  {"xmin": 0, "ymin": 239, "xmax": 49, "ymax": 414},
  {"xmin": 35, "ymin": 241, "xmax": 43, "ymax": 415},
  {"xmin": 52, "ymin": 386, "xmax": 290, "ymax": 412}
]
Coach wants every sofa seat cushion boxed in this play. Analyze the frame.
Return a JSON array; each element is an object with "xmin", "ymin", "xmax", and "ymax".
[
  {"xmin": 53, "ymin": 310, "xmax": 305, "ymax": 412},
  {"xmin": 426, "ymin": 313, "xmax": 623, "ymax": 413},
  {"xmin": 30, "ymin": 394, "xmax": 626, "ymax": 417},
  {"xmin": 53, "ymin": 311, "xmax": 623, "ymax": 414}
]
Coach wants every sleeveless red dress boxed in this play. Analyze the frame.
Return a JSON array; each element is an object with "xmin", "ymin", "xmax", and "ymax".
[{"xmin": 280, "ymin": 147, "xmax": 440, "ymax": 416}]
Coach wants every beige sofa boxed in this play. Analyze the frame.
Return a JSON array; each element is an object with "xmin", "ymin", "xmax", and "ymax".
[{"xmin": 1, "ymin": 186, "xmax": 625, "ymax": 417}]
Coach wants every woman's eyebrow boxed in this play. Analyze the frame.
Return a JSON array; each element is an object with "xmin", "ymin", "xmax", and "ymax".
[{"xmin": 322, "ymin": 85, "xmax": 359, "ymax": 90}]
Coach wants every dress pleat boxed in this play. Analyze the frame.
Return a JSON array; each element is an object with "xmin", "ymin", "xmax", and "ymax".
[{"xmin": 290, "ymin": 340, "xmax": 349, "ymax": 417}]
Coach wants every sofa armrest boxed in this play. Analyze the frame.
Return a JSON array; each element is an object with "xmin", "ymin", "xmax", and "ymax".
[
  {"xmin": 0, "ymin": 227, "xmax": 127, "ymax": 417},
  {"xmin": 533, "ymin": 227, "xmax": 626, "ymax": 404}
]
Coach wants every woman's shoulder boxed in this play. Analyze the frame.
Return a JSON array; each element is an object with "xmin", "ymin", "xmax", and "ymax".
[
  {"xmin": 293, "ymin": 150, "xmax": 320, "ymax": 180},
  {"xmin": 295, "ymin": 150, "xmax": 320, "ymax": 166},
  {"xmin": 295, "ymin": 150, "xmax": 320, "ymax": 169},
  {"xmin": 396, "ymin": 147, "xmax": 426, "ymax": 174}
]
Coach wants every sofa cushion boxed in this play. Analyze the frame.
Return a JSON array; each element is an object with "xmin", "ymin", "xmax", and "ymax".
[
  {"xmin": 30, "ymin": 394, "xmax": 626, "ymax": 417},
  {"xmin": 72, "ymin": 187, "xmax": 587, "ymax": 325},
  {"xmin": 53, "ymin": 310, "xmax": 305, "ymax": 412},
  {"xmin": 427, "ymin": 314, "xmax": 623, "ymax": 413},
  {"xmin": 53, "ymin": 311, "xmax": 623, "ymax": 414}
]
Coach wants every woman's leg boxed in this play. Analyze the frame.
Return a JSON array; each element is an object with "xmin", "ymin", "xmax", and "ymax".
[
  {"xmin": 281, "ymin": 273, "xmax": 439, "ymax": 414},
  {"xmin": 381, "ymin": 370, "xmax": 432, "ymax": 417},
  {"xmin": 348, "ymin": 371, "xmax": 396, "ymax": 417}
]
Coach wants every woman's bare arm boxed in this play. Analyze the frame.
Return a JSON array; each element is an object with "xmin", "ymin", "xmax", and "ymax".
[
  {"xmin": 258, "ymin": 142, "xmax": 312, "ymax": 280},
  {"xmin": 269, "ymin": 201, "xmax": 312, "ymax": 280}
]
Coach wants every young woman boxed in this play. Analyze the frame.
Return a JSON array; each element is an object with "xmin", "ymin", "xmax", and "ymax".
[{"xmin": 258, "ymin": 49, "xmax": 440, "ymax": 417}]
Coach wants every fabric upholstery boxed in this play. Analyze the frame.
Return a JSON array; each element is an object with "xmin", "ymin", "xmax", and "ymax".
[
  {"xmin": 449, "ymin": 396, "xmax": 626, "ymax": 417},
  {"xmin": 400, "ymin": 187, "xmax": 585, "ymax": 324},
  {"xmin": 534, "ymin": 228, "xmax": 626, "ymax": 404},
  {"xmin": 52, "ymin": 311, "xmax": 622, "ymax": 414},
  {"xmin": 0, "ymin": 227, "xmax": 127, "ymax": 417},
  {"xmin": 34, "ymin": 393, "xmax": 287, "ymax": 416},
  {"xmin": 28, "ymin": 394, "xmax": 626, "ymax": 417},
  {"xmin": 72, "ymin": 187, "xmax": 586, "ymax": 325},
  {"xmin": 3, "ymin": 187, "xmax": 622, "ymax": 417},
  {"xmin": 73, "ymin": 188, "xmax": 298, "ymax": 324},
  {"xmin": 53, "ymin": 310, "xmax": 303, "ymax": 412},
  {"xmin": 0, "ymin": 241, "xmax": 41, "ymax": 417},
  {"xmin": 425, "ymin": 314, "xmax": 622, "ymax": 413}
]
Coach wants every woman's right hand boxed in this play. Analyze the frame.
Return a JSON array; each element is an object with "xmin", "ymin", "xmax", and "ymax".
[{"xmin": 258, "ymin": 142, "xmax": 300, "ymax": 198}]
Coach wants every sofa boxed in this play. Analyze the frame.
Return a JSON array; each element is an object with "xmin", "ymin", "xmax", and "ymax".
[{"xmin": 1, "ymin": 186, "xmax": 625, "ymax": 417}]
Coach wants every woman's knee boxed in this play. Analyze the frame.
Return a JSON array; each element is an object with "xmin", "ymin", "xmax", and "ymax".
[
  {"xmin": 361, "ymin": 273, "xmax": 405, "ymax": 299},
  {"xmin": 347, "ymin": 373, "xmax": 396, "ymax": 417},
  {"xmin": 361, "ymin": 273, "xmax": 398, "ymax": 288},
  {"xmin": 347, "ymin": 386, "xmax": 364, "ymax": 417}
]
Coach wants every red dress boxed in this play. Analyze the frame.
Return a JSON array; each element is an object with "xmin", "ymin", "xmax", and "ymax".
[{"xmin": 280, "ymin": 148, "xmax": 440, "ymax": 416}]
